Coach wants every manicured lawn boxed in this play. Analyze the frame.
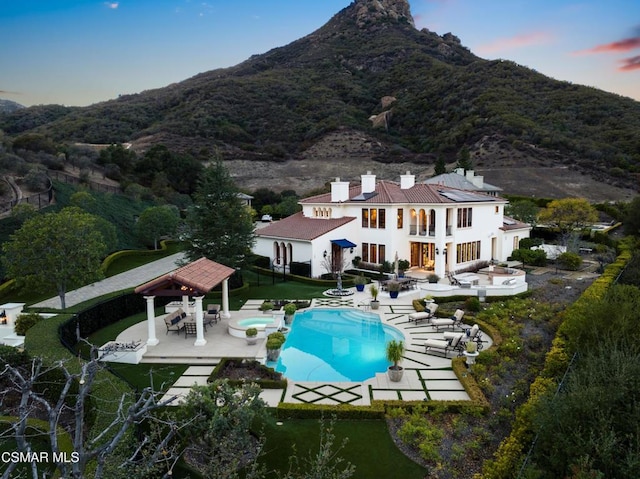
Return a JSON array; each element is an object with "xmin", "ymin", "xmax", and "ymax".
[
  {"xmin": 257, "ymin": 415, "xmax": 426, "ymax": 479},
  {"xmin": 102, "ymin": 241, "xmax": 184, "ymax": 277}
]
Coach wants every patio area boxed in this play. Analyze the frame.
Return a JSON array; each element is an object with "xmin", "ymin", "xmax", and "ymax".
[{"xmin": 112, "ymin": 288, "xmax": 493, "ymax": 407}]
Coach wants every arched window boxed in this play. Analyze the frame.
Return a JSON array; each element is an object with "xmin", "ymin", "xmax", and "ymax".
[
  {"xmin": 410, "ymin": 209, "xmax": 417, "ymax": 235},
  {"xmin": 419, "ymin": 209, "xmax": 427, "ymax": 236},
  {"xmin": 280, "ymin": 242, "xmax": 287, "ymax": 266},
  {"xmin": 273, "ymin": 241, "xmax": 281, "ymax": 265},
  {"xmin": 287, "ymin": 243, "xmax": 293, "ymax": 265}
]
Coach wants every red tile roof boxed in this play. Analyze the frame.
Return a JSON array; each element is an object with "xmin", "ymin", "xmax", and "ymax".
[
  {"xmin": 256, "ymin": 212, "xmax": 356, "ymax": 241},
  {"xmin": 135, "ymin": 257, "xmax": 236, "ymax": 296},
  {"xmin": 501, "ymin": 216, "xmax": 531, "ymax": 231},
  {"xmin": 300, "ymin": 180, "xmax": 501, "ymax": 205}
]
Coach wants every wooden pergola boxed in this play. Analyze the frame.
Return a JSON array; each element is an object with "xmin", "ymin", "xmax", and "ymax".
[{"xmin": 134, "ymin": 257, "xmax": 235, "ymax": 347}]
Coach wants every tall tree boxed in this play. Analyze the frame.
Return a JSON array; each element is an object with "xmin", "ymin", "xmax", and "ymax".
[
  {"xmin": 505, "ymin": 199, "xmax": 540, "ymax": 226},
  {"xmin": 456, "ymin": 146, "xmax": 472, "ymax": 172},
  {"xmin": 183, "ymin": 160, "xmax": 255, "ymax": 269},
  {"xmin": 537, "ymin": 198, "xmax": 598, "ymax": 242},
  {"xmin": 433, "ymin": 156, "xmax": 447, "ymax": 176},
  {"xmin": 2, "ymin": 207, "xmax": 108, "ymax": 309},
  {"xmin": 136, "ymin": 205, "xmax": 180, "ymax": 250}
]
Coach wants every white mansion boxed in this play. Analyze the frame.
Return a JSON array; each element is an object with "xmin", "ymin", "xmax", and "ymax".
[{"xmin": 254, "ymin": 171, "xmax": 530, "ymax": 279}]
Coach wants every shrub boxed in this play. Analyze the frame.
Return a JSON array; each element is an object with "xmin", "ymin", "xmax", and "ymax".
[
  {"xmin": 510, "ymin": 248, "xmax": 547, "ymax": 266},
  {"xmin": 14, "ymin": 312, "xmax": 43, "ymax": 336},
  {"xmin": 259, "ymin": 301, "xmax": 274, "ymax": 311},
  {"xmin": 465, "ymin": 297, "xmax": 481, "ymax": 312},
  {"xmin": 557, "ymin": 252, "xmax": 582, "ymax": 271},
  {"xmin": 427, "ymin": 274, "xmax": 440, "ymax": 283},
  {"xmin": 0, "ymin": 344, "xmax": 30, "ymax": 367},
  {"xmin": 245, "ymin": 327, "xmax": 258, "ymax": 338}
]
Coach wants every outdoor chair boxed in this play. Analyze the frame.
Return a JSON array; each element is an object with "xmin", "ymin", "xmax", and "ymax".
[
  {"xmin": 408, "ymin": 303, "xmax": 438, "ymax": 323},
  {"xmin": 424, "ymin": 333, "xmax": 463, "ymax": 357},
  {"xmin": 431, "ymin": 309, "xmax": 464, "ymax": 331},
  {"xmin": 164, "ymin": 308, "xmax": 187, "ymax": 334},
  {"xmin": 204, "ymin": 303, "xmax": 221, "ymax": 325},
  {"xmin": 184, "ymin": 321, "xmax": 198, "ymax": 338},
  {"xmin": 443, "ymin": 323, "xmax": 484, "ymax": 351}
]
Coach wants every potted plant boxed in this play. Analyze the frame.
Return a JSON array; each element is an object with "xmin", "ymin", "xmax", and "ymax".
[
  {"xmin": 398, "ymin": 259, "xmax": 410, "ymax": 277},
  {"xmin": 463, "ymin": 340, "xmax": 479, "ymax": 365},
  {"xmin": 354, "ymin": 275, "xmax": 366, "ymax": 292},
  {"xmin": 283, "ymin": 303, "xmax": 297, "ymax": 325},
  {"xmin": 427, "ymin": 273, "xmax": 440, "ymax": 284},
  {"xmin": 259, "ymin": 301, "xmax": 274, "ymax": 314},
  {"xmin": 386, "ymin": 339, "xmax": 405, "ymax": 382},
  {"xmin": 369, "ymin": 284, "xmax": 380, "ymax": 310},
  {"xmin": 387, "ymin": 281, "xmax": 401, "ymax": 299},
  {"xmin": 266, "ymin": 331, "xmax": 286, "ymax": 361},
  {"xmin": 245, "ymin": 327, "xmax": 258, "ymax": 345}
]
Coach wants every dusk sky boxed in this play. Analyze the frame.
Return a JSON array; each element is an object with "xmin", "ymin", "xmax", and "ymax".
[{"xmin": 1, "ymin": 0, "xmax": 639, "ymax": 107}]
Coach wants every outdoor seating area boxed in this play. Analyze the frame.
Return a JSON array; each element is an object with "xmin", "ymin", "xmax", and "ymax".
[{"xmin": 380, "ymin": 277, "xmax": 418, "ymax": 291}]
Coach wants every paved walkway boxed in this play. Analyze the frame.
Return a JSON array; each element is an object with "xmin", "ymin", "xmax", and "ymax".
[{"xmin": 32, "ymin": 253, "xmax": 186, "ymax": 309}]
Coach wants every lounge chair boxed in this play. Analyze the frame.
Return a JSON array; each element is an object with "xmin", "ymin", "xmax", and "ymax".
[
  {"xmin": 431, "ymin": 309, "xmax": 464, "ymax": 331},
  {"xmin": 204, "ymin": 303, "xmax": 221, "ymax": 325},
  {"xmin": 443, "ymin": 324, "xmax": 484, "ymax": 351},
  {"xmin": 424, "ymin": 333, "xmax": 464, "ymax": 357},
  {"xmin": 408, "ymin": 303, "xmax": 438, "ymax": 323}
]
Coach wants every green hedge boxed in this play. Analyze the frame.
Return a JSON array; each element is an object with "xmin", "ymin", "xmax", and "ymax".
[{"xmin": 480, "ymin": 245, "xmax": 632, "ymax": 479}]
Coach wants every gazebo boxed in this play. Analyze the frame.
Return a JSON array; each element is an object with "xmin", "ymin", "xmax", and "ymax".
[{"xmin": 134, "ymin": 257, "xmax": 235, "ymax": 347}]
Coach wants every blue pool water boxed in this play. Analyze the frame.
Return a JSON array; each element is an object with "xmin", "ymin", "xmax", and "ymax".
[{"xmin": 273, "ymin": 308, "xmax": 405, "ymax": 382}]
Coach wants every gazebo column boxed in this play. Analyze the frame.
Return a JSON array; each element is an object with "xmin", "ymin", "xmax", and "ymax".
[
  {"xmin": 144, "ymin": 296, "xmax": 159, "ymax": 346},
  {"xmin": 182, "ymin": 295, "xmax": 190, "ymax": 314},
  {"xmin": 221, "ymin": 279, "xmax": 231, "ymax": 319},
  {"xmin": 193, "ymin": 295, "xmax": 206, "ymax": 346}
]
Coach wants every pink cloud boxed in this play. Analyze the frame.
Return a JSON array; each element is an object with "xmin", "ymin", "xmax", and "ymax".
[
  {"xmin": 576, "ymin": 36, "xmax": 640, "ymax": 55},
  {"xmin": 476, "ymin": 31, "xmax": 554, "ymax": 55},
  {"xmin": 619, "ymin": 55, "xmax": 640, "ymax": 71}
]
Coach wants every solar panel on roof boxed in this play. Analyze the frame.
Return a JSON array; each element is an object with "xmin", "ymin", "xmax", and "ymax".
[
  {"xmin": 438, "ymin": 190, "xmax": 494, "ymax": 202},
  {"xmin": 352, "ymin": 192, "xmax": 378, "ymax": 201}
]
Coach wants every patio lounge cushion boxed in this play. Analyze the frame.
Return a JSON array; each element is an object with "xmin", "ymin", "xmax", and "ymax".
[
  {"xmin": 409, "ymin": 303, "xmax": 438, "ymax": 322},
  {"xmin": 170, "ymin": 316, "xmax": 181, "ymax": 325}
]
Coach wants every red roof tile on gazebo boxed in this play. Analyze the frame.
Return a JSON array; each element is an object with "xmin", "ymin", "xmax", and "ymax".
[{"xmin": 134, "ymin": 257, "xmax": 235, "ymax": 296}]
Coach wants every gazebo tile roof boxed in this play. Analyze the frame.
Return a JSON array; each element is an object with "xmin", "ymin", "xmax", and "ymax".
[{"xmin": 134, "ymin": 257, "xmax": 235, "ymax": 296}]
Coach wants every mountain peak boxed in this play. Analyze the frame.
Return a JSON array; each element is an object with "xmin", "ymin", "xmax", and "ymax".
[{"xmin": 352, "ymin": 0, "xmax": 414, "ymax": 28}]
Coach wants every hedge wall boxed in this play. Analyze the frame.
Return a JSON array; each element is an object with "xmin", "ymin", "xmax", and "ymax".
[{"xmin": 479, "ymin": 245, "xmax": 632, "ymax": 479}]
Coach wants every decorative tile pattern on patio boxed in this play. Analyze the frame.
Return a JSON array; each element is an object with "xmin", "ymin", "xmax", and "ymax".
[
  {"xmin": 285, "ymin": 383, "xmax": 366, "ymax": 405},
  {"xmin": 312, "ymin": 298, "xmax": 355, "ymax": 307}
]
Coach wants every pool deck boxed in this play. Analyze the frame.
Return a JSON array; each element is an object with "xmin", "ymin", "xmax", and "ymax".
[{"xmin": 113, "ymin": 288, "xmax": 492, "ymax": 407}]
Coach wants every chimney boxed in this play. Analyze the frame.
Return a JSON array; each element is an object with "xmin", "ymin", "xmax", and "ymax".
[
  {"xmin": 361, "ymin": 171, "xmax": 376, "ymax": 194},
  {"xmin": 400, "ymin": 171, "xmax": 415, "ymax": 189},
  {"xmin": 331, "ymin": 177, "xmax": 350, "ymax": 202},
  {"xmin": 464, "ymin": 169, "xmax": 484, "ymax": 188},
  {"xmin": 454, "ymin": 167, "xmax": 465, "ymax": 176}
]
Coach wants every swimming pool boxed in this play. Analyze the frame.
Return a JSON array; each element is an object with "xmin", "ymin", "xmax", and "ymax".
[{"xmin": 273, "ymin": 308, "xmax": 405, "ymax": 382}]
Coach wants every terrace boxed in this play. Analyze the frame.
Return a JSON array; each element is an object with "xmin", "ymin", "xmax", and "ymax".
[{"xmin": 112, "ymin": 288, "xmax": 493, "ymax": 407}]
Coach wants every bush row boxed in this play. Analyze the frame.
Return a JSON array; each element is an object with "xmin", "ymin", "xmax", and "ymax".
[{"xmin": 479, "ymin": 244, "xmax": 632, "ymax": 479}]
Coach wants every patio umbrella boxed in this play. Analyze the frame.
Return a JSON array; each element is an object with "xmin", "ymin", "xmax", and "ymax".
[{"xmin": 394, "ymin": 252, "xmax": 399, "ymax": 278}]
